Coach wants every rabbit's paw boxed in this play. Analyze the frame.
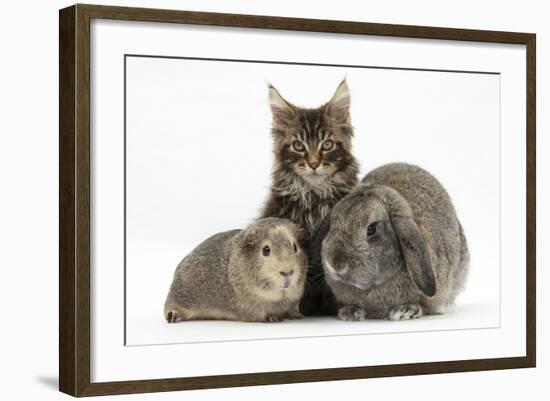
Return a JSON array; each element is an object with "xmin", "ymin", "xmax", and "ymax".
[
  {"xmin": 387, "ymin": 304, "xmax": 423, "ymax": 321},
  {"xmin": 338, "ymin": 305, "xmax": 367, "ymax": 321}
]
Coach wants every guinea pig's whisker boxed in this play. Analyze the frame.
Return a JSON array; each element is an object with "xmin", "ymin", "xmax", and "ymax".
[{"xmin": 311, "ymin": 272, "xmax": 328, "ymax": 286}]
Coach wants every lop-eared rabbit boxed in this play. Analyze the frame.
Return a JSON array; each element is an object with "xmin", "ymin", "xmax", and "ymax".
[{"xmin": 321, "ymin": 163, "xmax": 469, "ymax": 321}]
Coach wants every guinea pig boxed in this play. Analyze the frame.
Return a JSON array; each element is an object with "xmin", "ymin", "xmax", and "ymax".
[
  {"xmin": 321, "ymin": 163, "xmax": 469, "ymax": 321},
  {"xmin": 164, "ymin": 218, "xmax": 308, "ymax": 323}
]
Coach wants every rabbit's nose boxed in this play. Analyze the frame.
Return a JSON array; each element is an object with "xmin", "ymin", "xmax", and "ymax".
[{"xmin": 332, "ymin": 249, "xmax": 347, "ymax": 270}]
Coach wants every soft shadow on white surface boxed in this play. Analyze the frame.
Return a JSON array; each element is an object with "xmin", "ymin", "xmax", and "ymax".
[
  {"xmin": 35, "ymin": 376, "xmax": 58, "ymax": 391},
  {"xmin": 127, "ymin": 301, "xmax": 499, "ymax": 346}
]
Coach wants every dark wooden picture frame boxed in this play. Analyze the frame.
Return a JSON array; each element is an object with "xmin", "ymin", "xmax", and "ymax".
[{"xmin": 59, "ymin": 3, "xmax": 536, "ymax": 397}]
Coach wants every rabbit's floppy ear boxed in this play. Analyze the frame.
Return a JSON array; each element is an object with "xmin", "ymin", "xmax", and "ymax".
[{"xmin": 391, "ymin": 216, "xmax": 436, "ymax": 297}]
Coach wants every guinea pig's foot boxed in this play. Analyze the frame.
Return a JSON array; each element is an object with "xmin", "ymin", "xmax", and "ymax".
[
  {"xmin": 337, "ymin": 305, "xmax": 367, "ymax": 321},
  {"xmin": 264, "ymin": 315, "xmax": 283, "ymax": 323},
  {"xmin": 387, "ymin": 304, "xmax": 423, "ymax": 321},
  {"xmin": 286, "ymin": 311, "xmax": 305, "ymax": 320},
  {"xmin": 165, "ymin": 310, "xmax": 183, "ymax": 323}
]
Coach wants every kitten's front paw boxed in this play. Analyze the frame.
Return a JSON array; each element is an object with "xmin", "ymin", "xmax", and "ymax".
[
  {"xmin": 387, "ymin": 304, "xmax": 423, "ymax": 321},
  {"xmin": 338, "ymin": 305, "xmax": 367, "ymax": 321},
  {"xmin": 265, "ymin": 315, "xmax": 283, "ymax": 323}
]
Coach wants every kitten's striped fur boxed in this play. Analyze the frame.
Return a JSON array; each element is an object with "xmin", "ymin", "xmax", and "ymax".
[{"xmin": 260, "ymin": 80, "xmax": 359, "ymax": 237}]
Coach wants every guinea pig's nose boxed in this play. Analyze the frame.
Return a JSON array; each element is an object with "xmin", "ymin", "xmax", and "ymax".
[{"xmin": 279, "ymin": 270, "xmax": 294, "ymax": 277}]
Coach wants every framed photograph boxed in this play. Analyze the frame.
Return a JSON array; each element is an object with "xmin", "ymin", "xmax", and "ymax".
[{"xmin": 59, "ymin": 4, "xmax": 536, "ymax": 397}]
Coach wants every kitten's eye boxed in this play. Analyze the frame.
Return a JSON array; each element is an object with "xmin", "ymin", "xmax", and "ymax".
[
  {"xmin": 367, "ymin": 223, "xmax": 377, "ymax": 237},
  {"xmin": 292, "ymin": 141, "xmax": 305, "ymax": 152},
  {"xmin": 321, "ymin": 140, "xmax": 334, "ymax": 151},
  {"xmin": 293, "ymin": 242, "xmax": 298, "ymax": 253},
  {"xmin": 262, "ymin": 245, "xmax": 271, "ymax": 257}
]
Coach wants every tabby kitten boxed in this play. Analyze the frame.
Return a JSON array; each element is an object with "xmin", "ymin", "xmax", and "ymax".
[{"xmin": 260, "ymin": 80, "xmax": 359, "ymax": 237}]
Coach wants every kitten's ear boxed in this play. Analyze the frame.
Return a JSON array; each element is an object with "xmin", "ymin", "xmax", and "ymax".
[
  {"xmin": 326, "ymin": 79, "xmax": 351, "ymax": 125},
  {"xmin": 268, "ymin": 85, "xmax": 296, "ymax": 125}
]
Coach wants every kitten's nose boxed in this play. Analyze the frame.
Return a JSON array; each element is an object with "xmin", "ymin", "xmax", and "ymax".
[
  {"xmin": 308, "ymin": 162, "xmax": 320, "ymax": 170},
  {"xmin": 279, "ymin": 270, "xmax": 294, "ymax": 277}
]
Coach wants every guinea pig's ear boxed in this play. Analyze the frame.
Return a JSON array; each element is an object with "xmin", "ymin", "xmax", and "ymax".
[
  {"xmin": 241, "ymin": 230, "xmax": 258, "ymax": 249},
  {"xmin": 391, "ymin": 216, "xmax": 436, "ymax": 297}
]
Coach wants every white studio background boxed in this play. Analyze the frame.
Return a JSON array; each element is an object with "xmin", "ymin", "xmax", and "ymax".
[
  {"xmin": 125, "ymin": 56, "xmax": 500, "ymax": 345},
  {"xmin": 0, "ymin": 1, "xmax": 548, "ymax": 401}
]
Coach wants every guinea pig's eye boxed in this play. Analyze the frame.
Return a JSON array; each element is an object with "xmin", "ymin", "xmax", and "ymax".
[
  {"xmin": 292, "ymin": 140, "xmax": 305, "ymax": 152},
  {"xmin": 321, "ymin": 140, "xmax": 334, "ymax": 151},
  {"xmin": 293, "ymin": 242, "xmax": 298, "ymax": 253},
  {"xmin": 262, "ymin": 245, "xmax": 271, "ymax": 257},
  {"xmin": 367, "ymin": 223, "xmax": 377, "ymax": 237}
]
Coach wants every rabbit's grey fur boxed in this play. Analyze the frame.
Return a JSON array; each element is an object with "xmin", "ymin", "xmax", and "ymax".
[{"xmin": 321, "ymin": 163, "xmax": 469, "ymax": 320}]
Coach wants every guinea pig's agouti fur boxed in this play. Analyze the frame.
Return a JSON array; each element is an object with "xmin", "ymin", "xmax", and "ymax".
[
  {"xmin": 321, "ymin": 163, "xmax": 469, "ymax": 321},
  {"xmin": 164, "ymin": 218, "xmax": 308, "ymax": 323}
]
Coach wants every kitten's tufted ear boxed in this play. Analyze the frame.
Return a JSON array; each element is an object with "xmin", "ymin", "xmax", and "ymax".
[
  {"xmin": 268, "ymin": 85, "xmax": 296, "ymax": 125},
  {"xmin": 326, "ymin": 79, "xmax": 351, "ymax": 125}
]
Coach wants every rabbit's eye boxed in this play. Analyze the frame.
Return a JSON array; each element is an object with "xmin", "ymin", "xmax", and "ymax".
[
  {"xmin": 367, "ymin": 223, "xmax": 377, "ymax": 237},
  {"xmin": 262, "ymin": 245, "xmax": 271, "ymax": 257}
]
